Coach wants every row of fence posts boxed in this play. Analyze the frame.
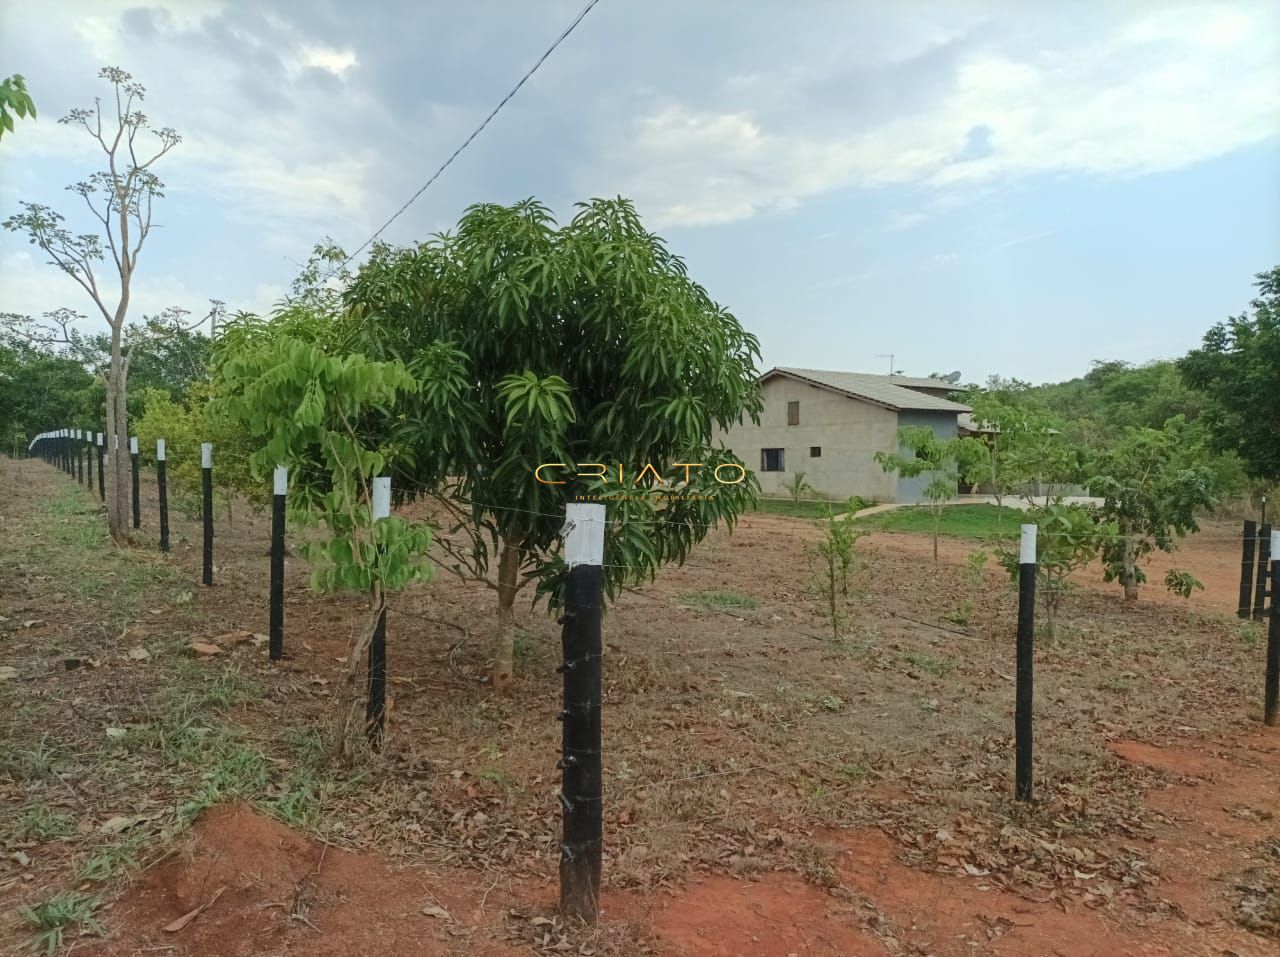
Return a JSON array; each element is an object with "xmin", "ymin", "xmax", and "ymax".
[{"xmin": 30, "ymin": 431, "xmax": 1278, "ymax": 922}]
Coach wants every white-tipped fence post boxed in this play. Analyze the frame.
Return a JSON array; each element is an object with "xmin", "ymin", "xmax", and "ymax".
[
  {"xmin": 75, "ymin": 430, "xmax": 85, "ymax": 485},
  {"xmin": 558, "ymin": 502, "xmax": 607, "ymax": 922},
  {"xmin": 269, "ymin": 465, "xmax": 288, "ymax": 661},
  {"xmin": 1016, "ymin": 524, "xmax": 1037, "ymax": 802},
  {"xmin": 156, "ymin": 439, "xmax": 169, "ymax": 552},
  {"xmin": 366, "ymin": 476, "xmax": 392, "ymax": 746},
  {"xmin": 95, "ymin": 433, "xmax": 105, "ymax": 501},
  {"xmin": 1266, "ymin": 529, "xmax": 1280, "ymax": 726},
  {"xmin": 201, "ymin": 443, "xmax": 214, "ymax": 586},
  {"xmin": 130, "ymin": 437, "xmax": 140, "ymax": 529}
]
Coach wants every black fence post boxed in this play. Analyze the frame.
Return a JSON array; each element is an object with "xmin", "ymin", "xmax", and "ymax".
[
  {"xmin": 96, "ymin": 433, "xmax": 105, "ymax": 503},
  {"xmin": 130, "ymin": 437, "xmax": 140, "ymax": 529},
  {"xmin": 157, "ymin": 438, "xmax": 170, "ymax": 553},
  {"xmin": 559, "ymin": 502, "xmax": 606, "ymax": 922},
  {"xmin": 201, "ymin": 443, "xmax": 214, "ymax": 586},
  {"xmin": 1240, "ymin": 520, "xmax": 1257, "ymax": 619},
  {"xmin": 76, "ymin": 430, "xmax": 85, "ymax": 484},
  {"xmin": 366, "ymin": 476, "xmax": 391, "ymax": 746},
  {"xmin": 1016, "ymin": 523, "xmax": 1038, "ymax": 803},
  {"xmin": 1266, "ymin": 531, "xmax": 1279, "ymax": 727},
  {"xmin": 1253, "ymin": 524, "xmax": 1272, "ymax": 623},
  {"xmin": 269, "ymin": 465, "xmax": 287, "ymax": 662}
]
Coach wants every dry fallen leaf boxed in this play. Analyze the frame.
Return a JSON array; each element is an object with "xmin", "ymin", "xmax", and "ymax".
[{"xmin": 422, "ymin": 904, "xmax": 452, "ymax": 921}]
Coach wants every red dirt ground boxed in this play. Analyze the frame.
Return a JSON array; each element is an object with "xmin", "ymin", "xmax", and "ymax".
[{"xmin": 4, "ymin": 459, "xmax": 1277, "ymax": 956}]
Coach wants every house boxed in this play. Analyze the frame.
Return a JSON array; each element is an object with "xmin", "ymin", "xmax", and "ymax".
[{"xmin": 718, "ymin": 367, "xmax": 972, "ymax": 504}]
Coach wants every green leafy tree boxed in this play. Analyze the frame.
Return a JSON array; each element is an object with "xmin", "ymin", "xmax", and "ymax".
[
  {"xmin": 1088, "ymin": 418, "xmax": 1216, "ymax": 600},
  {"xmin": 2, "ymin": 66, "xmax": 197, "ymax": 543},
  {"xmin": 212, "ymin": 313, "xmax": 433, "ymax": 756},
  {"xmin": 0, "ymin": 74, "xmax": 36, "ymax": 140},
  {"xmin": 0, "ymin": 330, "xmax": 99, "ymax": 444},
  {"xmin": 133, "ymin": 383, "xmax": 263, "ymax": 521},
  {"xmin": 341, "ymin": 197, "xmax": 763, "ymax": 685},
  {"xmin": 875, "ymin": 426, "xmax": 986, "ymax": 560},
  {"xmin": 1180, "ymin": 266, "xmax": 1280, "ymax": 482},
  {"xmin": 997, "ymin": 502, "xmax": 1112, "ymax": 641},
  {"xmin": 962, "ymin": 380, "xmax": 1087, "ymax": 511}
]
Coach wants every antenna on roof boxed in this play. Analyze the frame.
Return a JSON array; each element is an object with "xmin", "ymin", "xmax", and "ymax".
[
  {"xmin": 945, "ymin": 370, "xmax": 962, "ymax": 384},
  {"xmin": 875, "ymin": 353, "xmax": 896, "ymax": 376}
]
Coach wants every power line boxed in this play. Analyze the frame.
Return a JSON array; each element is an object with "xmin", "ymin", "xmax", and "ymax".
[{"xmin": 337, "ymin": 0, "xmax": 604, "ymax": 271}]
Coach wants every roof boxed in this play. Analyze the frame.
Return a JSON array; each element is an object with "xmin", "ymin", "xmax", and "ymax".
[{"xmin": 764, "ymin": 367, "xmax": 971, "ymax": 413}]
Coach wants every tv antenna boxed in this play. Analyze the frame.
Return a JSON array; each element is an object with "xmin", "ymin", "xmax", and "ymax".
[{"xmin": 875, "ymin": 353, "xmax": 897, "ymax": 376}]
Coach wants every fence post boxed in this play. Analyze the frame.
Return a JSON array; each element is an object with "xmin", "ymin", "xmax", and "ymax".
[
  {"xmin": 269, "ymin": 465, "xmax": 287, "ymax": 662},
  {"xmin": 96, "ymin": 433, "xmax": 105, "ymax": 502},
  {"xmin": 157, "ymin": 439, "xmax": 170, "ymax": 553},
  {"xmin": 201, "ymin": 443, "xmax": 214, "ymax": 586},
  {"xmin": 558, "ymin": 502, "xmax": 606, "ymax": 922},
  {"xmin": 366, "ymin": 476, "xmax": 391, "ymax": 746},
  {"xmin": 1239, "ymin": 520, "xmax": 1257, "ymax": 619},
  {"xmin": 1266, "ymin": 529, "xmax": 1280, "ymax": 727},
  {"xmin": 130, "ymin": 437, "xmax": 140, "ymax": 529},
  {"xmin": 1252, "ymin": 524, "xmax": 1272, "ymax": 623},
  {"xmin": 1016, "ymin": 523, "xmax": 1037, "ymax": 803}
]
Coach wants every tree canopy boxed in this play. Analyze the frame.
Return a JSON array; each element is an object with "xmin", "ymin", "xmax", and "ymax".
[{"xmin": 1180, "ymin": 265, "xmax": 1280, "ymax": 481}]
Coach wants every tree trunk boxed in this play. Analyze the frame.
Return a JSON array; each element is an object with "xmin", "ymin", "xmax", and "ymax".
[
  {"xmin": 493, "ymin": 538, "xmax": 520, "ymax": 687},
  {"xmin": 1122, "ymin": 534, "xmax": 1139, "ymax": 600},
  {"xmin": 932, "ymin": 507, "xmax": 940, "ymax": 562},
  {"xmin": 105, "ymin": 332, "xmax": 131, "ymax": 544}
]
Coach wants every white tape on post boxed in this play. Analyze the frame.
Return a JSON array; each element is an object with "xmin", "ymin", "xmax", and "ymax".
[
  {"xmin": 1020, "ymin": 524, "xmax": 1037, "ymax": 564},
  {"xmin": 563, "ymin": 502, "xmax": 607, "ymax": 568},
  {"xmin": 201, "ymin": 443, "xmax": 212, "ymax": 468},
  {"xmin": 96, "ymin": 432, "xmax": 103, "ymax": 446},
  {"xmin": 130, "ymin": 436, "xmax": 138, "ymax": 454},
  {"xmin": 371, "ymin": 476, "xmax": 391, "ymax": 521},
  {"xmin": 156, "ymin": 438, "xmax": 166, "ymax": 461},
  {"xmin": 273, "ymin": 465, "xmax": 288, "ymax": 495}
]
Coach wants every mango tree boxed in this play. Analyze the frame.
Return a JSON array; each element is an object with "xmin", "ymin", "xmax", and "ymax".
[
  {"xmin": 1088, "ymin": 418, "xmax": 1215, "ymax": 600},
  {"xmin": 341, "ymin": 197, "xmax": 762, "ymax": 685}
]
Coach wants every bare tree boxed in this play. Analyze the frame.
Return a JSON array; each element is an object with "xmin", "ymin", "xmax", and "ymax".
[{"xmin": 3, "ymin": 67, "xmax": 183, "ymax": 542}]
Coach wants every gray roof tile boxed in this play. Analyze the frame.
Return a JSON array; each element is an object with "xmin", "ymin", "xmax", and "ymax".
[{"xmin": 767, "ymin": 367, "xmax": 971, "ymax": 413}]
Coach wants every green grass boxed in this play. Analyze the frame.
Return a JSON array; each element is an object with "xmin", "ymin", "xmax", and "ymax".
[
  {"xmin": 853, "ymin": 504, "xmax": 1021, "ymax": 540},
  {"xmin": 754, "ymin": 497, "xmax": 868, "ymax": 519},
  {"xmin": 16, "ymin": 804, "xmax": 75, "ymax": 842},
  {"xmin": 681, "ymin": 589, "xmax": 761, "ymax": 612},
  {"xmin": 901, "ymin": 651, "xmax": 954, "ymax": 678},
  {"xmin": 20, "ymin": 892, "xmax": 103, "ymax": 956}
]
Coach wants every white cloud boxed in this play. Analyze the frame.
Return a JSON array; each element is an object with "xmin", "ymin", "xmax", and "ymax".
[
  {"xmin": 290, "ymin": 44, "xmax": 358, "ymax": 77},
  {"xmin": 615, "ymin": 2, "xmax": 1280, "ymax": 227}
]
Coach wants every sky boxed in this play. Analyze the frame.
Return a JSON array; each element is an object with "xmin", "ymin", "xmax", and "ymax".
[{"xmin": 1, "ymin": 0, "xmax": 1278, "ymax": 385}]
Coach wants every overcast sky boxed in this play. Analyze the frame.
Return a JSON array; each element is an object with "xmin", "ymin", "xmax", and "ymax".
[{"xmin": 2, "ymin": 0, "xmax": 1277, "ymax": 384}]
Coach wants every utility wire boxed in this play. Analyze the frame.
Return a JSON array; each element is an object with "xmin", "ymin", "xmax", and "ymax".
[{"xmin": 337, "ymin": 0, "xmax": 604, "ymax": 272}]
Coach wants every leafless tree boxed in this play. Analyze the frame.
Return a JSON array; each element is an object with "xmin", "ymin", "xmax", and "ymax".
[{"xmin": 3, "ymin": 66, "xmax": 188, "ymax": 542}]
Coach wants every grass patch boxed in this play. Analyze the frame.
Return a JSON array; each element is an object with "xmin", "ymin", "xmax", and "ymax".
[
  {"xmin": 854, "ymin": 504, "xmax": 1021, "ymax": 540},
  {"xmin": 15, "ymin": 804, "xmax": 75, "ymax": 842},
  {"xmin": 754, "ymin": 496, "xmax": 871, "ymax": 519},
  {"xmin": 901, "ymin": 651, "xmax": 954, "ymax": 677},
  {"xmin": 20, "ymin": 891, "xmax": 103, "ymax": 956},
  {"xmin": 682, "ymin": 589, "xmax": 760, "ymax": 612}
]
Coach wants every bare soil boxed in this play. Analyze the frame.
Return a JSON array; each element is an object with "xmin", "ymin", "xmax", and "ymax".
[{"xmin": 2, "ymin": 457, "xmax": 1276, "ymax": 956}]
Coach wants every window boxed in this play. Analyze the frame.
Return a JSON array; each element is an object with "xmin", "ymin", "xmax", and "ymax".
[
  {"xmin": 761, "ymin": 448, "xmax": 785, "ymax": 472},
  {"xmin": 787, "ymin": 401, "xmax": 800, "ymax": 426},
  {"xmin": 810, "ymin": 446, "xmax": 822, "ymax": 457}
]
